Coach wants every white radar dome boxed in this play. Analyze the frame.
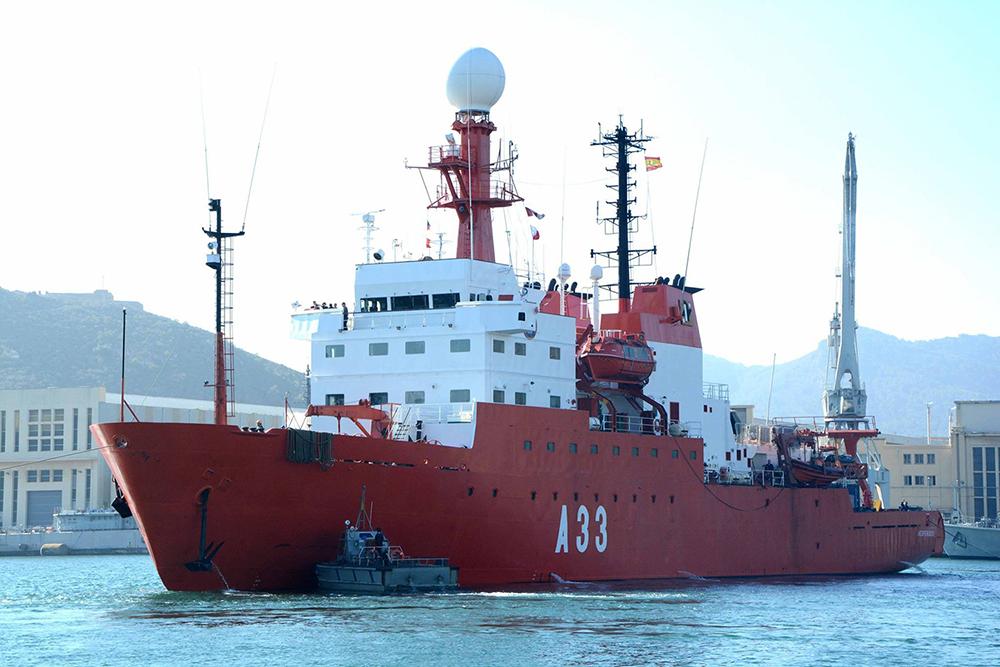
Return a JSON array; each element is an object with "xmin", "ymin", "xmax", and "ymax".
[
  {"xmin": 589, "ymin": 264, "xmax": 604, "ymax": 281},
  {"xmin": 446, "ymin": 48, "xmax": 505, "ymax": 113},
  {"xmin": 558, "ymin": 263, "xmax": 572, "ymax": 282}
]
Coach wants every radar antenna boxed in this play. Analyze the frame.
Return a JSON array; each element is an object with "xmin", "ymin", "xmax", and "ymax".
[{"xmin": 352, "ymin": 209, "xmax": 385, "ymax": 264}]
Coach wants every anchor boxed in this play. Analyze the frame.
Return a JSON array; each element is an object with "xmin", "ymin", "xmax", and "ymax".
[
  {"xmin": 184, "ymin": 488, "xmax": 225, "ymax": 572},
  {"xmin": 111, "ymin": 478, "xmax": 132, "ymax": 518}
]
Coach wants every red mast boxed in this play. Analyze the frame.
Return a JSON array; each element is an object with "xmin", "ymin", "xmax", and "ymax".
[
  {"xmin": 204, "ymin": 198, "xmax": 244, "ymax": 426},
  {"xmin": 427, "ymin": 48, "xmax": 521, "ymax": 261}
]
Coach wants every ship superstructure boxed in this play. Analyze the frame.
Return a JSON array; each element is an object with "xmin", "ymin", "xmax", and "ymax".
[{"xmin": 92, "ymin": 48, "xmax": 943, "ymax": 592}]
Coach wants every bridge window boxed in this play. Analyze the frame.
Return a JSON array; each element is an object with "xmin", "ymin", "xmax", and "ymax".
[
  {"xmin": 432, "ymin": 292, "xmax": 461, "ymax": 309},
  {"xmin": 549, "ymin": 396, "xmax": 561, "ymax": 408},
  {"xmin": 493, "ymin": 390, "xmax": 505, "ymax": 403},
  {"xmin": 493, "ymin": 339, "xmax": 505, "ymax": 353},
  {"xmin": 369, "ymin": 342, "xmax": 388, "ymax": 356},
  {"xmin": 450, "ymin": 389, "xmax": 470, "ymax": 402},
  {"xmin": 514, "ymin": 392, "xmax": 526, "ymax": 405},
  {"xmin": 404, "ymin": 391, "xmax": 425, "ymax": 404},
  {"xmin": 405, "ymin": 341, "xmax": 425, "ymax": 355},
  {"xmin": 325, "ymin": 344, "xmax": 344, "ymax": 358},
  {"xmin": 360, "ymin": 297, "xmax": 387, "ymax": 313},
  {"xmin": 515, "ymin": 342, "xmax": 526, "ymax": 356},
  {"xmin": 549, "ymin": 346, "xmax": 561, "ymax": 360},
  {"xmin": 369, "ymin": 392, "xmax": 388, "ymax": 406},
  {"xmin": 391, "ymin": 294, "xmax": 429, "ymax": 311},
  {"xmin": 450, "ymin": 339, "xmax": 471, "ymax": 353},
  {"xmin": 325, "ymin": 394, "xmax": 344, "ymax": 406}
]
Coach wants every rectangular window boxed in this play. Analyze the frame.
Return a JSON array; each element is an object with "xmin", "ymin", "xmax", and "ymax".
[
  {"xmin": 86, "ymin": 408, "xmax": 92, "ymax": 449},
  {"xmin": 915, "ymin": 475, "xmax": 925, "ymax": 485},
  {"xmin": 493, "ymin": 339, "xmax": 505, "ymax": 353},
  {"xmin": 369, "ymin": 392, "xmax": 389, "ymax": 406},
  {"xmin": 546, "ymin": 442, "xmax": 556, "ymax": 452},
  {"xmin": 904, "ymin": 475, "xmax": 913, "ymax": 486},
  {"xmin": 369, "ymin": 342, "xmax": 388, "ymax": 356},
  {"xmin": 927, "ymin": 453, "xmax": 936, "ymax": 464},
  {"xmin": 325, "ymin": 344, "xmax": 345, "ymax": 358},
  {"xmin": 28, "ymin": 470, "xmax": 38, "ymax": 483},
  {"xmin": 612, "ymin": 446, "xmax": 621, "ymax": 456},
  {"xmin": 903, "ymin": 454, "xmax": 912, "ymax": 464},
  {"xmin": 632, "ymin": 447, "xmax": 640, "ymax": 457},
  {"xmin": 672, "ymin": 450, "xmax": 679, "ymax": 459},
  {"xmin": 690, "ymin": 451, "xmax": 697, "ymax": 460},
  {"xmin": 325, "ymin": 394, "xmax": 345, "ymax": 406},
  {"xmin": 493, "ymin": 390, "xmax": 505, "ymax": 403},
  {"xmin": 405, "ymin": 341, "xmax": 425, "ymax": 355},
  {"xmin": 515, "ymin": 342, "xmax": 526, "ymax": 356},
  {"xmin": 85, "ymin": 469, "xmax": 92, "ymax": 508},
  {"xmin": 40, "ymin": 470, "xmax": 51, "ymax": 483},
  {"xmin": 11, "ymin": 472, "xmax": 18, "ymax": 525},
  {"xmin": 523, "ymin": 440, "xmax": 532, "ymax": 451},
  {"xmin": 569, "ymin": 443, "xmax": 578, "ymax": 454},
  {"xmin": 360, "ymin": 297, "xmax": 388, "ymax": 313},
  {"xmin": 549, "ymin": 346, "xmax": 561, "ymax": 360},
  {"xmin": 651, "ymin": 448, "xmax": 659, "ymax": 458},
  {"xmin": 928, "ymin": 475, "xmax": 937, "ymax": 486},
  {"xmin": 450, "ymin": 389, "xmax": 471, "ymax": 403},
  {"xmin": 14, "ymin": 410, "xmax": 20, "ymax": 452},
  {"xmin": 72, "ymin": 408, "xmax": 78, "ymax": 450},
  {"xmin": 390, "ymin": 294, "xmax": 430, "ymax": 312},
  {"xmin": 0, "ymin": 472, "xmax": 4, "ymax": 515},
  {"xmin": 71, "ymin": 470, "xmax": 78, "ymax": 508},
  {"xmin": 514, "ymin": 392, "xmax": 527, "ymax": 405},
  {"xmin": 53, "ymin": 470, "xmax": 63, "ymax": 483},
  {"xmin": 404, "ymin": 391, "xmax": 425, "ymax": 404},
  {"xmin": 450, "ymin": 339, "xmax": 471, "ymax": 353},
  {"xmin": 549, "ymin": 395, "xmax": 561, "ymax": 408},
  {"xmin": 915, "ymin": 454, "xmax": 925, "ymax": 464},
  {"xmin": 53, "ymin": 423, "xmax": 64, "ymax": 451},
  {"xmin": 432, "ymin": 292, "xmax": 461, "ymax": 309},
  {"xmin": 1, "ymin": 410, "xmax": 5, "ymax": 452},
  {"xmin": 590, "ymin": 444, "xmax": 599, "ymax": 454}
]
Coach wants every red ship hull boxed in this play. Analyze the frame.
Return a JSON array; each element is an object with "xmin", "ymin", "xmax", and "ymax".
[{"xmin": 94, "ymin": 403, "xmax": 944, "ymax": 592}]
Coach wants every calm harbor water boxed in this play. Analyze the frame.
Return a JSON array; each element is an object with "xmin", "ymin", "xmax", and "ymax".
[{"xmin": 1, "ymin": 555, "xmax": 997, "ymax": 666}]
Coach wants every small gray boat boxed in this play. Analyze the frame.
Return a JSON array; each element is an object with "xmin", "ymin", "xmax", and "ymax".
[{"xmin": 316, "ymin": 523, "xmax": 458, "ymax": 594}]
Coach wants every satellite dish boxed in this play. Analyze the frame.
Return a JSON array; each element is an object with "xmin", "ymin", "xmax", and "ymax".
[{"xmin": 446, "ymin": 48, "xmax": 505, "ymax": 113}]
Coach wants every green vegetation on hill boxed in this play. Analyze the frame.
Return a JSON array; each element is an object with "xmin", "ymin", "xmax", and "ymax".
[
  {"xmin": 0, "ymin": 289, "xmax": 306, "ymax": 407},
  {"xmin": 703, "ymin": 328, "xmax": 1000, "ymax": 436}
]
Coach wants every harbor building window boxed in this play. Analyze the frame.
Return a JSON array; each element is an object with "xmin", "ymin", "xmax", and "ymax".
[
  {"xmin": 514, "ymin": 392, "xmax": 526, "ymax": 405},
  {"xmin": 450, "ymin": 389, "xmax": 471, "ymax": 403},
  {"xmin": 40, "ymin": 470, "xmax": 50, "ymax": 483},
  {"xmin": 915, "ymin": 475, "xmax": 925, "ymax": 485},
  {"xmin": 325, "ymin": 394, "xmax": 345, "ymax": 406},
  {"xmin": 27, "ymin": 470, "xmax": 37, "ymax": 483},
  {"xmin": 493, "ymin": 339, "xmax": 505, "ymax": 353},
  {"xmin": 914, "ymin": 454, "xmax": 925, "ymax": 464},
  {"xmin": 515, "ymin": 342, "xmax": 526, "ymax": 356},
  {"xmin": 325, "ymin": 344, "xmax": 345, "ymax": 358},
  {"xmin": 85, "ymin": 469, "xmax": 92, "ymax": 508},
  {"xmin": 0, "ymin": 410, "xmax": 5, "ymax": 452},
  {"xmin": 86, "ymin": 408, "xmax": 92, "ymax": 449},
  {"xmin": 432, "ymin": 293, "xmax": 461, "ymax": 309},
  {"xmin": 27, "ymin": 408, "xmax": 64, "ymax": 453},
  {"xmin": 404, "ymin": 391, "xmax": 425, "ymax": 404},
  {"xmin": 391, "ymin": 294, "xmax": 429, "ymax": 312},
  {"xmin": 14, "ymin": 410, "xmax": 20, "ymax": 452},
  {"xmin": 928, "ymin": 475, "xmax": 937, "ymax": 486},
  {"xmin": 405, "ymin": 341, "xmax": 425, "ymax": 355},
  {"xmin": 549, "ymin": 395, "xmax": 561, "ymax": 408},
  {"xmin": 53, "ymin": 470, "xmax": 63, "ymax": 482},
  {"xmin": 369, "ymin": 392, "xmax": 389, "ymax": 406},
  {"xmin": 904, "ymin": 476, "xmax": 913, "ymax": 486},
  {"xmin": 369, "ymin": 342, "xmax": 389, "ymax": 356},
  {"xmin": 450, "ymin": 339, "xmax": 471, "ymax": 353},
  {"xmin": 72, "ymin": 408, "xmax": 78, "ymax": 450},
  {"xmin": 549, "ymin": 346, "xmax": 561, "ymax": 360},
  {"xmin": 493, "ymin": 390, "xmax": 505, "ymax": 403},
  {"xmin": 927, "ymin": 453, "xmax": 936, "ymax": 464},
  {"xmin": 972, "ymin": 446, "xmax": 998, "ymax": 520},
  {"xmin": 71, "ymin": 470, "xmax": 78, "ymax": 507},
  {"xmin": 903, "ymin": 454, "xmax": 911, "ymax": 464}
]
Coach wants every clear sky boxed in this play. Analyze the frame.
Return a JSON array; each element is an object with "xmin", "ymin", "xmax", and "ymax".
[{"xmin": 1, "ymin": 1, "xmax": 997, "ymax": 373}]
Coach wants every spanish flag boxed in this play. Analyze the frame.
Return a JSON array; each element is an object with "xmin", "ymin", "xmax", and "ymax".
[{"xmin": 645, "ymin": 156, "xmax": 663, "ymax": 172}]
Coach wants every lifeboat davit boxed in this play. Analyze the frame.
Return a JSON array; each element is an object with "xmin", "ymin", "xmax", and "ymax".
[{"xmin": 579, "ymin": 332, "xmax": 655, "ymax": 384}]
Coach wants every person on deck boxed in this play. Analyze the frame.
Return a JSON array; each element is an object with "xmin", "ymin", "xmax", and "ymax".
[{"xmin": 341, "ymin": 302, "xmax": 349, "ymax": 330}]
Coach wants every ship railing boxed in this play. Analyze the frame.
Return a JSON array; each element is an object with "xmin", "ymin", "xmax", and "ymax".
[
  {"xmin": 595, "ymin": 415, "xmax": 703, "ymax": 437},
  {"xmin": 596, "ymin": 329, "xmax": 624, "ymax": 338},
  {"xmin": 432, "ymin": 180, "xmax": 520, "ymax": 205},
  {"xmin": 702, "ymin": 382, "xmax": 730, "ymax": 402},
  {"xmin": 704, "ymin": 467, "xmax": 785, "ymax": 487},
  {"xmin": 428, "ymin": 144, "xmax": 464, "ymax": 163},
  {"xmin": 399, "ymin": 402, "xmax": 476, "ymax": 426}
]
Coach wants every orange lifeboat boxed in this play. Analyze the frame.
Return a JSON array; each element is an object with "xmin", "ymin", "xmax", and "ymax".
[{"xmin": 579, "ymin": 332, "xmax": 655, "ymax": 384}]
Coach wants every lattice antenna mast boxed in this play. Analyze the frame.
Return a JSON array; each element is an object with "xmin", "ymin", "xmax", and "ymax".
[
  {"xmin": 823, "ymin": 133, "xmax": 867, "ymax": 428},
  {"xmin": 353, "ymin": 209, "xmax": 385, "ymax": 264},
  {"xmin": 204, "ymin": 199, "xmax": 245, "ymax": 425},
  {"xmin": 589, "ymin": 118, "xmax": 656, "ymax": 312}
]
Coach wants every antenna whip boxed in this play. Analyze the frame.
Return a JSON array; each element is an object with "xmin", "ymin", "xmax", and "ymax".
[
  {"xmin": 683, "ymin": 137, "xmax": 709, "ymax": 278},
  {"xmin": 241, "ymin": 64, "xmax": 278, "ymax": 232}
]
